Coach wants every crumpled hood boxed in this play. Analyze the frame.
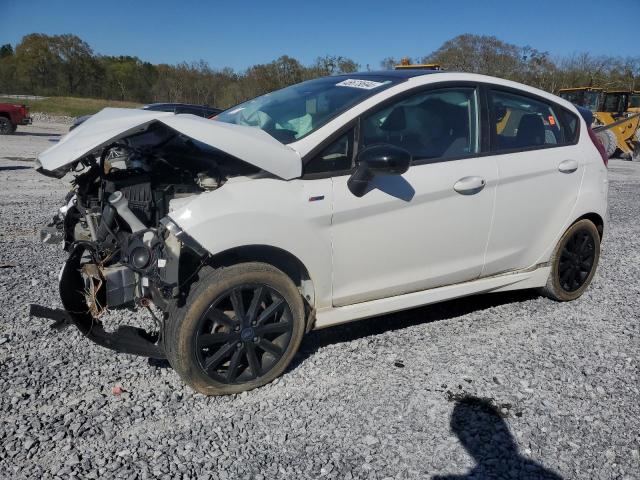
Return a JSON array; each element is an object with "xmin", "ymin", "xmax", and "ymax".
[{"xmin": 36, "ymin": 107, "xmax": 302, "ymax": 179}]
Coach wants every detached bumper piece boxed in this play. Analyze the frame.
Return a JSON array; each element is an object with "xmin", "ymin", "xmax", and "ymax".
[
  {"xmin": 29, "ymin": 303, "xmax": 166, "ymax": 359},
  {"xmin": 29, "ymin": 246, "xmax": 166, "ymax": 359}
]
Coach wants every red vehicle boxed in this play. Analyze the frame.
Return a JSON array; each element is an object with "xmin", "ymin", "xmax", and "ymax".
[{"xmin": 0, "ymin": 103, "xmax": 32, "ymax": 134}]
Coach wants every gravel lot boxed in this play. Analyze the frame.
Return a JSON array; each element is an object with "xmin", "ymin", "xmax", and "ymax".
[{"xmin": 1, "ymin": 121, "xmax": 638, "ymax": 479}]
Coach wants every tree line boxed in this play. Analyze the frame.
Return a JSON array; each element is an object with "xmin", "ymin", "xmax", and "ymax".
[
  {"xmin": 0, "ymin": 33, "xmax": 638, "ymax": 109},
  {"xmin": 411, "ymin": 34, "xmax": 640, "ymax": 93}
]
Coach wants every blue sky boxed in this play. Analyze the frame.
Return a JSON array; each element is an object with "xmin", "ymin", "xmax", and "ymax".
[{"xmin": 1, "ymin": 0, "xmax": 638, "ymax": 71}]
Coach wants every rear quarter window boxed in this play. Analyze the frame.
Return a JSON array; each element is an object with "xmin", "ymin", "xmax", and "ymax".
[
  {"xmin": 559, "ymin": 109, "xmax": 580, "ymax": 144},
  {"xmin": 489, "ymin": 89, "xmax": 577, "ymax": 152}
]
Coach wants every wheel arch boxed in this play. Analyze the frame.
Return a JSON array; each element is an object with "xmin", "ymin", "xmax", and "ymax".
[
  {"xmin": 574, "ymin": 212, "xmax": 604, "ymax": 239},
  {"xmin": 205, "ymin": 244, "xmax": 316, "ymax": 309}
]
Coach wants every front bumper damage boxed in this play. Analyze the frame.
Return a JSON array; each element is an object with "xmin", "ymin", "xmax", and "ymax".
[{"xmin": 30, "ymin": 218, "xmax": 206, "ymax": 359}]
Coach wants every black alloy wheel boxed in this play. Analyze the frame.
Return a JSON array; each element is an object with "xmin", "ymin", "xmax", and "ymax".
[
  {"xmin": 165, "ymin": 262, "xmax": 306, "ymax": 395},
  {"xmin": 558, "ymin": 228, "xmax": 596, "ymax": 293},
  {"xmin": 195, "ymin": 284, "xmax": 294, "ymax": 384},
  {"xmin": 540, "ymin": 219, "xmax": 601, "ymax": 302}
]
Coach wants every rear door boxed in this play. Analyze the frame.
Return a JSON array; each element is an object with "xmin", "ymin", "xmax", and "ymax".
[{"xmin": 481, "ymin": 88, "xmax": 583, "ymax": 276}]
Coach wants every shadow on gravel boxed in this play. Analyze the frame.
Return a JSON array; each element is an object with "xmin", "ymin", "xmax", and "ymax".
[
  {"xmin": 2, "ymin": 156, "xmax": 35, "ymax": 162},
  {"xmin": 0, "ymin": 165, "xmax": 32, "ymax": 171},
  {"xmin": 432, "ymin": 396, "xmax": 563, "ymax": 479},
  {"xmin": 291, "ymin": 289, "xmax": 539, "ymax": 370}
]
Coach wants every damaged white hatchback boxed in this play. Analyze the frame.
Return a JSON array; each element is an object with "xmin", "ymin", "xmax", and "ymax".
[{"xmin": 32, "ymin": 70, "xmax": 608, "ymax": 395}]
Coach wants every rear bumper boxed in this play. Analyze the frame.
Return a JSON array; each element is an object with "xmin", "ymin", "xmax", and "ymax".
[{"xmin": 20, "ymin": 117, "xmax": 32, "ymax": 125}]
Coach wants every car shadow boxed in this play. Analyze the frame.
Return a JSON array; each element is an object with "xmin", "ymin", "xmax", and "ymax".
[
  {"xmin": 290, "ymin": 289, "xmax": 539, "ymax": 371},
  {"xmin": 12, "ymin": 132, "xmax": 61, "ymax": 137},
  {"xmin": 432, "ymin": 396, "xmax": 563, "ymax": 479},
  {"xmin": 369, "ymin": 174, "xmax": 416, "ymax": 201},
  {"xmin": 0, "ymin": 165, "xmax": 32, "ymax": 171},
  {"xmin": 149, "ymin": 290, "xmax": 542, "ymax": 375}
]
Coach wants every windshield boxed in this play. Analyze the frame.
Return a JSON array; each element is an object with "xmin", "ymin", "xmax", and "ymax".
[
  {"xmin": 602, "ymin": 93, "xmax": 626, "ymax": 113},
  {"xmin": 215, "ymin": 75, "xmax": 401, "ymax": 143},
  {"xmin": 583, "ymin": 91, "xmax": 602, "ymax": 111}
]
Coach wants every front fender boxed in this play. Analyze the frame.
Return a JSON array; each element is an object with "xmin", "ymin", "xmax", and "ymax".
[{"xmin": 169, "ymin": 176, "xmax": 334, "ymax": 308}]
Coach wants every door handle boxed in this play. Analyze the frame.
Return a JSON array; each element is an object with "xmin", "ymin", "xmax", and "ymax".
[
  {"xmin": 453, "ymin": 176, "xmax": 486, "ymax": 195},
  {"xmin": 558, "ymin": 159, "xmax": 578, "ymax": 174}
]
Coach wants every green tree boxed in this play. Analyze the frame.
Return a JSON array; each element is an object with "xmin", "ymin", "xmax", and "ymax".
[
  {"xmin": 308, "ymin": 55, "xmax": 359, "ymax": 77},
  {"xmin": 101, "ymin": 56, "xmax": 156, "ymax": 102},
  {"xmin": 0, "ymin": 44, "xmax": 13, "ymax": 58},
  {"xmin": 51, "ymin": 34, "xmax": 101, "ymax": 95},
  {"xmin": 14, "ymin": 33, "xmax": 62, "ymax": 94},
  {"xmin": 424, "ymin": 34, "xmax": 524, "ymax": 78}
]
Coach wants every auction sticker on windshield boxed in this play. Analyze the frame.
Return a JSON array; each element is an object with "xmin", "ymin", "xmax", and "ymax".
[{"xmin": 335, "ymin": 79, "xmax": 386, "ymax": 90}]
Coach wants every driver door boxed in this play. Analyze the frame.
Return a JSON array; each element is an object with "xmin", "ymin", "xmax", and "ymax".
[{"xmin": 328, "ymin": 86, "xmax": 498, "ymax": 307}]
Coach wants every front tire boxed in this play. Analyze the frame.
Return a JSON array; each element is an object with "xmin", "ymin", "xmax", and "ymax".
[
  {"xmin": 540, "ymin": 219, "xmax": 600, "ymax": 301},
  {"xmin": 165, "ymin": 262, "xmax": 306, "ymax": 395}
]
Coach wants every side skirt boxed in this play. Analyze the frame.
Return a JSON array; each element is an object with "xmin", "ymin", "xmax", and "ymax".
[{"xmin": 314, "ymin": 266, "xmax": 551, "ymax": 330}]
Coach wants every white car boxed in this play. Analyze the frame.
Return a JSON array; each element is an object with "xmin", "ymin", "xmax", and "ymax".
[{"xmin": 33, "ymin": 70, "xmax": 608, "ymax": 395}]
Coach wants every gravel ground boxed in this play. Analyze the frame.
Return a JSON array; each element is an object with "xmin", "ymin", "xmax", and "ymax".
[
  {"xmin": 29, "ymin": 113, "xmax": 74, "ymax": 126},
  {"xmin": 0, "ymin": 122, "xmax": 638, "ymax": 479}
]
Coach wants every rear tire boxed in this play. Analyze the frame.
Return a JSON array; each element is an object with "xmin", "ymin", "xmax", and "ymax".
[
  {"xmin": 0, "ymin": 117, "xmax": 13, "ymax": 135},
  {"xmin": 602, "ymin": 129, "xmax": 617, "ymax": 158},
  {"xmin": 632, "ymin": 141, "xmax": 640, "ymax": 162},
  {"xmin": 540, "ymin": 219, "xmax": 600, "ymax": 301},
  {"xmin": 165, "ymin": 262, "xmax": 306, "ymax": 395}
]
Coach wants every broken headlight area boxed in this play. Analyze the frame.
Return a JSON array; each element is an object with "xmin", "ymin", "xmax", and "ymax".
[{"xmin": 31, "ymin": 124, "xmax": 256, "ymax": 357}]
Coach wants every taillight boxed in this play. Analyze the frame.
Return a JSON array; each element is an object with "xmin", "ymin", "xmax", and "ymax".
[{"xmin": 588, "ymin": 127, "xmax": 608, "ymax": 167}]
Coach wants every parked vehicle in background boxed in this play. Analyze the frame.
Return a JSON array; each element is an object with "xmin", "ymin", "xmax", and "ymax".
[
  {"xmin": 33, "ymin": 70, "xmax": 608, "ymax": 395},
  {"xmin": 595, "ymin": 90, "xmax": 640, "ymax": 161},
  {"xmin": 557, "ymin": 87, "xmax": 604, "ymax": 111},
  {"xmin": 68, "ymin": 103, "xmax": 223, "ymax": 131},
  {"xmin": 630, "ymin": 91, "xmax": 640, "ymax": 113},
  {"xmin": 0, "ymin": 102, "xmax": 32, "ymax": 134},
  {"xmin": 558, "ymin": 87, "xmax": 640, "ymax": 160},
  {"xmin": 141, "ymin": 103, "xmax": 222, "ymax": 117}
]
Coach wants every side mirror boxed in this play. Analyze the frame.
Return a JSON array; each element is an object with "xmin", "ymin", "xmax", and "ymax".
[{"xmin": 348, "ymin": 144, "xmax": 411, "ymax": 197}]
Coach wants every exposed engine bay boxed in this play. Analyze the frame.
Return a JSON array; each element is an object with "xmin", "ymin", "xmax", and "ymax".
[{"xmin": 34, "ymin": 123, "xmax": 261, "ymax": 357}]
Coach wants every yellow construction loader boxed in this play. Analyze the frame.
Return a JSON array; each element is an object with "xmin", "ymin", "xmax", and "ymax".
[
  {"xmin": 628, "ymin": 91, "xmax": 640, "ymax": 113},
  {"xmin": 597, "ymin": 90, "xmax": 640, "ymax": 160},
  {"xmin": 557, "ymin": 87, "xmax": 604, "ymax": 111},
  {"xmin": 558, "ymin": 87, "xmax": 640, "ymax": 160},
  {"xmin": 394, "ymin": 58, "xmax": 442, "ymax": 70}
]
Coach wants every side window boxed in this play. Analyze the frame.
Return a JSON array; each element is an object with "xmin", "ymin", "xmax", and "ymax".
[
  {"xmin": 560, "ymin": 109, "xmax": 579, "ymax": 143},
  {"xmin": 361, "ymin": 88, "xmax": 479, "ymax": 163},
  {"xmin": 305, "ymin": 129, "xmax": 354, "ymax": 175},
  {"xmin": 490, "ymin": 90, "xmax": 565, "ymax": 151}
]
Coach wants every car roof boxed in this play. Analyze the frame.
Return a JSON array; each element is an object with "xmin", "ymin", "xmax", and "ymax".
[{"xmin": 290, "ymin": 71, "xmax": 582, "ymax": 159}]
